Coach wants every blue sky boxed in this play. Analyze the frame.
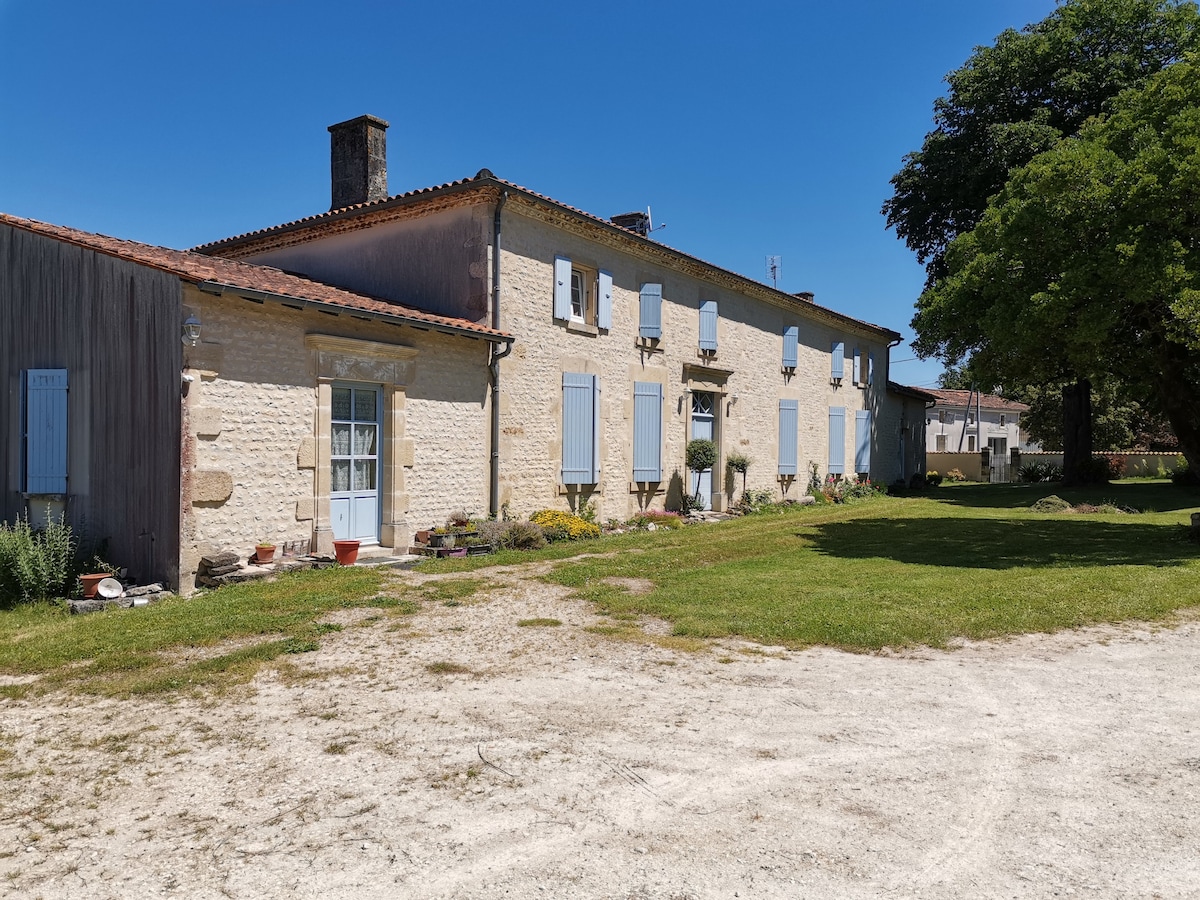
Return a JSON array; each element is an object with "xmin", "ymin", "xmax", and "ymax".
[{"xmin": 0, "ymin": 0, "xmax": 1057, "ymax": 388}]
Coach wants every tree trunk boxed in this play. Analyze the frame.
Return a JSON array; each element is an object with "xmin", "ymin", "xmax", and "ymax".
[
  {"xmin": 1061, "ymin": 377, "xmax": 1094, "ymax": 486},
  {"xmin": 1154, "ymin": 345, "xmax": 1200, "ymax": 475}
]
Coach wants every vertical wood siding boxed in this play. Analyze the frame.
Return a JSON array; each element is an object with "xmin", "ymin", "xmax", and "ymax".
[{"xmin": 0, "ymin": 224, "xmax": 182, "ymax": 586}]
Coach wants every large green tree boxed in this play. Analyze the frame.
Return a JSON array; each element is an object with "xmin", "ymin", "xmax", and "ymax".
[
  {"xmin": 886, "ymin": 0, "xmax": 1200, "ymax": 481},
  {"xmin": 915, "ymin": 58, "xmax": 1200, "ymax": 470}
]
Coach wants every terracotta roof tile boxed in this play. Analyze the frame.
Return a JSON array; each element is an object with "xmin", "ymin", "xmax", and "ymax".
[
  {"xmin": 922, "ymin": 388, "xmax": 1029, "ymax": 412},
  {"xmin": 193, "ymin": 171, "xmax": 901, "ymax": 340},
  {"xmin": 0, "ymin": 213, "xmax": 510, "ymax": 341}
]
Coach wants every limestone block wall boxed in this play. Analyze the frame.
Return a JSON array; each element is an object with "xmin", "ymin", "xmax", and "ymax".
[
  {"xmin": 178, "ymin": 287, "xmax": 491, "ymax": 592},
  {"xmin": 495, "ymin": 207, "xmax": 895, "ymax": 520}
]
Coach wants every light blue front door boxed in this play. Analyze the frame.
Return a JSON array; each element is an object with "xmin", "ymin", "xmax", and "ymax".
[
  {"xmin": 691, "ymin": 392, "xmax": 714, "ymax": 510},
  {"xmin": 330, "ymin": 385, "xmax": 380, "ymax": 543}
]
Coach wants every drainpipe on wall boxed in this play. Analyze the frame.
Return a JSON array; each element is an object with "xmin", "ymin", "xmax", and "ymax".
[{"xmin": 489, "ymin": 190, "xmax": 511, "ymax": 518}]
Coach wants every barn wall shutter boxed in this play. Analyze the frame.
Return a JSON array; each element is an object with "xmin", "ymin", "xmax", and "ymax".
[
  {"xmin": 831, "ymin": 342, "xmax": 845, "ymax": 380},
  {"xmin": 590, "ymin": 375, "xmax": 602, "ymax": 484},
  {"xmin": 698, "ymin": 300, "xmax": 718, "ymax": 350},
  {"xmin": 632, "ymin": 382, "xmax": 663, "ymax": 482},
  {"xmin": 778, "ymin": 399, "xmax": 799, "ymax": 476},
  {"xmin": 782, "ymin": 326, "xmax": 798, "ymax": 369},
  {"xmin": 597, "ymin": 270, "xmax": 613, "ymax": 330},
  {"xmin": 828, "ymin": 407, "xmax": 846, "ymax": 475},
  {"xmin": 553, "ymin": 256, "xmax": 572, "ymax": 320},
  {"xmin": 562, "ymin": 372, "xmax": 597, "ymax": 484},
  {"xmin": 855, "ymin": 410, "xmax": 872, "ymax": 473},
  {"xmin": 25, "ymin": 369, "xmax": 69, "ymax": 493}
]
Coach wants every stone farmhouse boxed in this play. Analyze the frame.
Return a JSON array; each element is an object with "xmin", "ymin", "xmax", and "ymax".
[{"xmin": 2, "ymin": 114, "xmax": 927, "ymax": 593}]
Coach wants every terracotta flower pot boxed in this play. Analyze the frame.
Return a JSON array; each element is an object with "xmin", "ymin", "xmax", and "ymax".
[
  {"xmin": 333, "ymin": 539, "xmax": 361, "ymax": 565},
  {"xmin": 255, "ymin": 545, "xmax": 276, "ymax": 563},
  {"xmin": 80, "ymin": 573, "xmax": 108, "ymax": 599}
]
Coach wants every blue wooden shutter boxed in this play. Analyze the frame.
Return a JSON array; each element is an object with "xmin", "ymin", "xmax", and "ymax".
[
  {"xmin": 868, "ymin": 351, "xmax": 875, "ymax": 386},
  {"xmin": 828, "ymin": 407, "xmax": 846, "ymax": 474},
  {"xmin": 782, "ymin": 326, "xmax": 798, "ymax": 369},
  {"xmin": 553, "ymin": 256, "xmax": 572, "ymax": 320},
  {"xmin": 831, "ymin": 342, "xmax": 845, "ymax": 380},
  {"xmin": 597, "ymin": 270, "xmax": 613, "ymax": 330},
  {"xmin": 25, "ymin": 369, "xmax": 69, "ymax": 493},
  {"xmin": 855, "ymin": 410, "xmax": 872, "ymax": 472},
  {"xmin": 632, "ymin": 381, "xmax": 663, "ymax": 482},
  {"xmin": 562, "ymin": 373, "xmax": 599, "ymax": 484},
  {"xmin": 778, "ymin": 399, "xmax": 799, "ymax": 476},
  {"xmin": 698, "ymin": 300, "xmax": 718, "ymax": 351},
  {"xmin": 639, "ymin": 283, "xmax": 662, "ymax": 338},
  {"xmin": 853, "ymin": 348, "xmax": 861, "ymax": 384}
]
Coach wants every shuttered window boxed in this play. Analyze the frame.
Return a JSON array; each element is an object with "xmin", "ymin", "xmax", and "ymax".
[
  {"xmin": 855, "ymin": 410, "xmax": 872, "ymax": 473},
  {"xmin": 553, "ymin": 256, "xmax": 573, "ymax": 320},
  {"xmin": 853, "ymin": 348, "xmax": 861, "ymax": 385},
  {"xmin": 632, "ymin": 382, "xmax": 663, "ymax": 482},
  {"xmin": 24, "ymin": 369, "xmax": 69, "ymax": 493},
  {"xmin": 831, "ymin": 342, "xmax": 845, "ymax": 380},
  {"xmin": 639, "ymin": 283, "xmax": 662, "ymax": 339},
  {"xmin": 597, "ymin": 271, "xmax": 613, "ymax": 330},
  {"xmin": 778, "ymin": 399, "xmax": 799, "ymax": 476},
  {"xmin": 867, "ymin": 351, "xmax": 875, "ymax": 386},
  {"xmin": 562, "ymin": 372, "xmax": 601, "ymax": 485},
  {"xmin": 698, "ymin": 300, "xmax": 718, "ymax": 351},
  {"xmin": 782, "ymin": 326, "xmax": 798, "ymax": 369},
  {"xmin": 828, "ymin": 406, "xmax": 846, "ymax": 475}
]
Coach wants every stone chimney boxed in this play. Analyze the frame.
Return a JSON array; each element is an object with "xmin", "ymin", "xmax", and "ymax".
[
  {"xmin": 793, "ymin": 291, "xmax": 815, "ymax": 303},
  {"xmin": 328, "ymin": 115, "xmax": 389, "ymax": 210}
]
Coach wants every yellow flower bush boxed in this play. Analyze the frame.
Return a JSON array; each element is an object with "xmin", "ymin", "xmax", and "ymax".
[{"xmin": 529, "ymin": 509, "xmax": 601, "ymax": 541}]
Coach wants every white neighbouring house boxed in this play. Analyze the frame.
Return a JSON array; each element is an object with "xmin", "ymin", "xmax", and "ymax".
[{"xmin": 923, "ymin": 389, "xmax": 1033, "ymax": 459}]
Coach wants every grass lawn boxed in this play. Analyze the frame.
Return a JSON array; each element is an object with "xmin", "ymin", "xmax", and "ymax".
[
  {"xmin": 2, "ymin": 480, "xmax": 1197, "ymax": 696},
  {"xmin": 532, "ymin": 479, "xmax": 1200, "ymax": 650}
]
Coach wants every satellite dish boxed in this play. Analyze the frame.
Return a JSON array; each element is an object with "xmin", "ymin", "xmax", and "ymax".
[{"xmin": 97, "ymin": 578, "xmax": 123, "ymax": 599}]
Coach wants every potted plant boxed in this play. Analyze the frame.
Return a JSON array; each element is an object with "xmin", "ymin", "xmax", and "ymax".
[
  {"xmin": 333, "ymin": 539, "xmax": 360, "ymax": 565},
  {"xmin": 255, "ymin": 541, "xmax": 276, "ymax": 563},
  {"xmin": 78, "ymin": 572, "xmax": 109, "ymax": 599}
]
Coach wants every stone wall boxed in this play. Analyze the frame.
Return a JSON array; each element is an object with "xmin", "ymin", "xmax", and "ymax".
[
  {"xmin": 178, "ymin": 287, "xmax": 491, "ymax": 592},
  {"xmin": 496, "ymin": 207, "xmax": 895, "ymax": 520}
]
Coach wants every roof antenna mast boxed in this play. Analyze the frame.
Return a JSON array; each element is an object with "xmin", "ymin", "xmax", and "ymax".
[{"xmin": 766, "ymin": 255, "xmax": 782, "ymax": 289}]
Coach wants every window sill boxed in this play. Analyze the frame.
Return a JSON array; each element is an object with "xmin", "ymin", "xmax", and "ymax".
[
  {"xmin": 558, "ymin": 483, "xmax": 600, "ymax": 495},
  {"xmin": 563, "ymin": 320, "xmax": 600, "ymax": 337},
  {"xmin": 636, "ymin": 337, "xmax": 662, "ymax": 351},
  {"xmin": 629, "ymin": 481, "xmax": 664, "ymax": 493},
  {"xmin": 697, "ymin": 348, "xmax": 718, "ymax": 361}
]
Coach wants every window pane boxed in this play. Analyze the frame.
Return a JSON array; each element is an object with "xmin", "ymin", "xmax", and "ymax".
[
  {"xmin": 570, "ymin": 271, "xmax": 584, "ymax": 318},
  {"xmin": 332, "ymin": 388, "xmax": 352, "ymax": 420},
  {"xmin": 331, "ymin": 460, "xmax": 351, "ymax": 492},
  {"xmin": 353, "ymin": 424, "xmax": 376, "ymax": 456},
  {"xmin": 354, "ymin": 459, "xmax": 376, "ymax": 491},
  {"xmin": 332, "ymin": 424, "xmax": 351, "ymax": 457},
  {"xmin": 354, "ymin": 389, "xmax": 377, "ymax": 422}
]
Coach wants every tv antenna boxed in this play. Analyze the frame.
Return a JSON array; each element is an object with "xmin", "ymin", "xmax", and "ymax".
[
  {"xmin": 766, "ymin": 255, "xmax": 782, "ymax": 289},
  {"xmin": 646, "ymin": 205, "xmax": 666, "ymax": 234}
]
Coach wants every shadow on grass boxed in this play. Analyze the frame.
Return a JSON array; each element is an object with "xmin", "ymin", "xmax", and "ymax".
[
  {"xmin": 807, "ymin": 516, "xmax": 1196, "ymax": 569},
  {"xmin": 929, "ymin": 481, "xmax": 1200, "ymax": 512}
]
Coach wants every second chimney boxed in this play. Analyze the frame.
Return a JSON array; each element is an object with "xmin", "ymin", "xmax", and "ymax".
[{"xmin": 328, "ymin": 115, "xmax": 389, "ymax": 210}]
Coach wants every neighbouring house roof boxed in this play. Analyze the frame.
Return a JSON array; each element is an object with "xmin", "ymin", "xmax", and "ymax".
[
  {"xmin": 193, "ymin": 171, "xmax": 903, "ymax": 343},
  {"xmin": 0, "ymin": 213, "xmax": 512, "ymax": 343},
  {"xmin": 888, "ymin": 382, "xmax": 937, "ymax": 402},
  {"xmin": 922, "ymin": 388, "xmax": 1029, "ymax": 413}
]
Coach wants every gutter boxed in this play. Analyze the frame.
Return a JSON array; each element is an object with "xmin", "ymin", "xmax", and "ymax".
[
  {"xmin": 194, "ymin": 280, "xmax": 513, "ymax": 346},
  {"xmin": 488, "ymin": 190, "xmax": 511, "ymax": 518}
]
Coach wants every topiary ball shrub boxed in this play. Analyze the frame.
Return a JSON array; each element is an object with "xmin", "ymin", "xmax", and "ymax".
[{"xmin": 1030, "ymin": 494, "xmax": 1072, "ymax": 514}]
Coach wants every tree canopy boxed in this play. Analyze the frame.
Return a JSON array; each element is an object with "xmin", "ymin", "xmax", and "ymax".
[
  {"xmin": 885, "ymin": 0, "xmax": 1200, "ymax": 282},
  {"xmin": 913, "ymin": 57, "xmax": 1200, "ymax": 468}
]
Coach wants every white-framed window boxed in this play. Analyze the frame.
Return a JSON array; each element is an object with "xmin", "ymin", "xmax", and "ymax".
[
  {"xmin": 938, "ymin": 410, "xmax": 946, "ymax": 424},
  {"xmin": 554, "ymin": 256, "xmax": 612, "ymax": 329},
  {"xmin": 968, "ymin": 411, "xmax": 976, "ymax": 425},
  {"xmin": 936, "ymin": 434, "xmax": 947, "ymax": 451},
  {"xmin": 1000, "ymin": 414, "xmax": 1007, "ymax": 426},
  {"xmin": 968, "ymin": 435, "xmax": 977, "ymax": 452}
]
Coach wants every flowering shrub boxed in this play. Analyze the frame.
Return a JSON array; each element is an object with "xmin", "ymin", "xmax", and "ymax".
[
  {"xmin": 946, "ymin": 468, "xmax": 966, "ymax": 482},
  {"xmin": 529, "ymin": 510, "xmax": 601, "ymax": 541},
  {"xmin": 817, "ymin": 475, "xmax": 885, "ymax": 503}
]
